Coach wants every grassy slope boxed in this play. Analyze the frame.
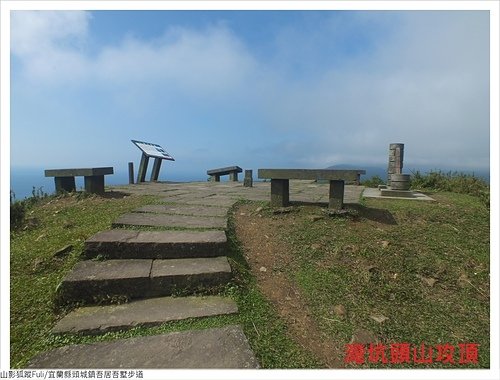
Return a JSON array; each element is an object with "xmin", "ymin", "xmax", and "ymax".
[
  {"xmin": 10, "ymin": 190, "xmax": 490, "ymax": 368},
  {"xmin": 278, "ymin": 192, "xmax": 489, "ymax": 367},
  {"xmin": 10, "ymin": 191, "xmax": 317, "ymax": 369},
  {"xmin": 10, "ymin": 192, "xmax": 158, "ymax": 367}
]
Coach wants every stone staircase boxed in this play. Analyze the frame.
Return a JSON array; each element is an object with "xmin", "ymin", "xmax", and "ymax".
[{"xmin": 28, "ymin": 197, "xmax": 259, "ymax": 369}]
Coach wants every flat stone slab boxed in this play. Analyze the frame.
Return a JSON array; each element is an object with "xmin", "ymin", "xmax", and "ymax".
[
  {"xmin": 363, "ymin": 187, "xmax": 435, "ymax": 201},
  {"xmin": 150, "ymin": 257, "xmax": 232, "ymax": 296},
  {"xmin": 52, "ymin": 296, "xmax": 238, "ymax": 335},
  {"xmin": 58, "ymin": 259, "xmax": 152, "ymax": 303},
  {"xmin": 112, "ymin": 213, "xmax": 227, "ymax": 229},
  {"xmin": 84, "ymin": 230, "xmax": 227, "ymax": 259},
  {"xmin": 134, "ymin": 204, "xmax": 229, "ymax": 217},
  {"xmin": 29, "ymin": 325, "xmax": 259, "ymax": 368},
  {"xmin": 58, "ymin": 257, "xmax": 232, "ymax": 303},
  {"xmin": 173, "ymin": 197, "xmax": 239, "ymax": 208}
]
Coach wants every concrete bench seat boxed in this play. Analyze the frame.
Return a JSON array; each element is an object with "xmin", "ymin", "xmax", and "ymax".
[
  {"xmin": 207, "ymin": 166, "xmax": 243, "ymax": 182},
  {"xmin": 45, "ymin": 167, "xmax": 114, "ymax": 194},
  {"xmin": 258, "ymin": 168, "xmax": 365, "ymax": 209}
]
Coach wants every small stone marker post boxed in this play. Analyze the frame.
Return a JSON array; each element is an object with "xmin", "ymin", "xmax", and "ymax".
[
  {"xmin": 128, "ymin": 162, "xmax": 134, "ymax": 184},
  {"xmin": 244, "ymin": 170, "xmax": 253, "ymax": 187},
  {"xmin": 387, "ymin": 143, "xmax": 404, "ymax": 186}
]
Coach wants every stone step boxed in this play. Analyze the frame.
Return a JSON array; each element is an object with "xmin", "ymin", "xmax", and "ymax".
[
  {"xmin": 179, "ymin": 197, "xmax": 239, "ymax": 208},
  {"xmin": 84, "ymin": 230, "xmax": 227, "ymax": 259},
  {"xmin": 112, "ymin": 213, "xmax": 227, "ymax": 229},
  {"xmin": 134, "ymin": 204, "xmax": 230, "ymax": 217},
  {"xmin": 29, "ymin": 325, "xmax": 259, "ymax": 368},
  {"xmin": 57, "ymin": 257, "xmax": 232, "ymax": 304},
  {"xmin": 52, "ymin": 296, "xmax": 238, "ymax": 335}
]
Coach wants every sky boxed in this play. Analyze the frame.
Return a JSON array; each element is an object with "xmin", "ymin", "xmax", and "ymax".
[{"xmin": 8, "ymin": 8, "xmax": 491, "ymax": 180}]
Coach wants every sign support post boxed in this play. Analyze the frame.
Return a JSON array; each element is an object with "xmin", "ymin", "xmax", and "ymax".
[
  {"xmin": 137, "ymin": 153, "xmax": 150, "ymax": 183},
  {"xmin": 150, "ymin": 158, "xmax": 163, "ymax": 181}
]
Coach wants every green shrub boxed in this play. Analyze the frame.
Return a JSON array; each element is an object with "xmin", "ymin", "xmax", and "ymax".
[
  {"xmin": 10, "ymin": 198, "xmax": 26, "ymax": 231},
  {"xmin": 10, "ymin": 187, "xmax": 49, "ymax": 231},
  {"xmin": 410, "ymin": 170, "xmax": 489, "ymax": 207}
]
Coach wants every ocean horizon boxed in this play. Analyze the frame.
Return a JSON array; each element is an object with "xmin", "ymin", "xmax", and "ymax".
[{"xmin": 9, "ymin": 167, "xmax": 208, "ymax": 200}]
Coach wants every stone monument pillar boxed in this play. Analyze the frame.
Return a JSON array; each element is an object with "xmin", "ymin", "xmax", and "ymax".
[{"xmin": 387, "ymin": 143, "xmax": 404, "ymax": 185}]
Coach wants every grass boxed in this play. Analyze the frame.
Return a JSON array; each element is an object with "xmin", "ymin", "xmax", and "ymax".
[
  {"xmin": 10, "ymin": 191, "xmax": 318, "ymax": 368},
  {"xmin": 10, "ymin": 191, "xmax": 158, "ymax": 367},
  {"xmin": 10, "ymin": 183, "xmax": 490, "ymax": 368},
  {"xmin": 265, "ymin": 192, "xmax": 489, "ymax": 368}
]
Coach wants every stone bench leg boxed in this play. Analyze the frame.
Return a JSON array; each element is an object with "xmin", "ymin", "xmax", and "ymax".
[
  {"xmin": 54, "ymin": 177, "xmax": 76, "ymax": 193},
  {"xmin": 270, "ymin": 179, "xmax": 289, "ymax": 207},
  {"xmin": 214, "ymin": 174, "xmax": 221, "ymax": 182},
  {"xmin": 329, "ymin": 180, "xmax": 345, "ymax": 210},
  {"xmin": 84, "ymin": 175, "xmax": 105, "ymax": 194},
  {"xmin": 229, "ymin": 172, "xmax": 239, "ymax": 181}
]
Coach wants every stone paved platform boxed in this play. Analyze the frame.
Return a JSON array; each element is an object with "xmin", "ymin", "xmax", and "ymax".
[
  {"xmin": 114, "ymin": 180, "xmax": 364, "ymax": 205},
  {"xmin": 29, "ymin": 325, "xmax": 259, "ymax": 368}
]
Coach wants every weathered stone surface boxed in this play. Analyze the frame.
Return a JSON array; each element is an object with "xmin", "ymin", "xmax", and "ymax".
[
  {"xmin": 207, "ymin": 166, "xmax": 243, "ymax": 176},
  {"xmin": 53, "ymin": 244, "xmax": 73, "ymax": 258},
  {"xmin": 363, "ymin": 187, "xmax": 434, "ymax": 201},
  {"xmin": 258, "ymin": 168, "xmax": 365, "ymax": 181},
  {"xmin": 134, "ymin": 204, "xmax": 229, "ymax": 217},
  {"xmin": 52, "ymin": 296, "xmax": 238, "ymax": 335},
  {"xmin": 177, "ymin": 197, "xmax": 238, "ymax": 208},
  {"xmin": 45, "ymin": 167, "xmax": 114, "ymax": 177},
  {"xmin": 59, "ymin": 257, "xmax": 232, "ymax": 303},
  {"xmin": 112, "ymin": 213, "xmax": 227, "ymax": 229},
  {"xmin": 271, "ymin": 179, "xmax": 289, "ymax": 207},
  {"xmin": 150, "ymin": 257, "xmax": 232, "ymax": 296},
  {"xmin": 328, "ymin": 180, "xmax": 344, "ymax": 210},
  {"xmin": 243, "ymin": 170, "xmax": 253, "ymax": 187},
  {"xmin": 380, "ymin": 188, "xmax": 414, "ymax": 198},
  {"xmin": 29, "ymin": 325, "xmax": 259, "ymax": 368},
  {"xmin": 58, "ymin": 260, "xmax": 152, "ymax": 303},
  {"xmin": 84, "ymin": 230, "xmax": 227, "ymax": 259}
]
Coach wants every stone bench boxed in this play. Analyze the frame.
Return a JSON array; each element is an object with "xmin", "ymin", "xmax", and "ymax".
[
  {"xmin": 258, "ymin": 169, "xmax": 366, "ymax": 209},
  {"xmin": 45, "ymin": 167, "xmax": 114, "ymax": 194},
  {"xmin": 207, "ymin": 166, "xmax": 243, "ymax": 182}
]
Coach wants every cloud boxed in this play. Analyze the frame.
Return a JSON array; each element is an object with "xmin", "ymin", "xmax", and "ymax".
[
  {"xmin": 10, "ymin": 10, "xmax": 490, "ymax": 170},
  {"xmin": 11, "ymin": 11, "xmax": 91, "ymax": 83}
]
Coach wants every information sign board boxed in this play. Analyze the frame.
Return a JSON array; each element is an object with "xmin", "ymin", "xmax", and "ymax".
[{"xmin": 131, "ymin": 140, "xmax": 175, "ymax": 161}]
